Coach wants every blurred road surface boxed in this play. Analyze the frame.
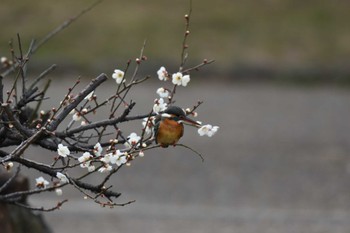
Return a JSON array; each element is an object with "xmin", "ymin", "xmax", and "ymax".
[{"xmin": 15, "ymin": 77, "xmax": 350, "ymax": 233}]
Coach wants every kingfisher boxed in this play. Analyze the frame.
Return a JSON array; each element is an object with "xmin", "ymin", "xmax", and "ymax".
[{"xmin": 154, "ymin": 106, "xmax": 200, "ymax": 148}]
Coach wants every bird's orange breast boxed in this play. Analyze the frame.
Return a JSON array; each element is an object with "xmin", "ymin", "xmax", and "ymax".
[{"xmin": 156, "ymin": 118, "xmax": 184, "ymax": 147}]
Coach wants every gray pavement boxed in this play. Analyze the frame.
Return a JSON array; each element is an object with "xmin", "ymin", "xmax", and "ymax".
[{"xmin": 13, "ymin": 78, "xmax": 350, "ymax": 233}]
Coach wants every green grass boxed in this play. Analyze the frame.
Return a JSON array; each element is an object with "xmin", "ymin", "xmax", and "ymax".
[{"xmin": 1, "ymin": 0, "xmax": 350, "ymax": 78}]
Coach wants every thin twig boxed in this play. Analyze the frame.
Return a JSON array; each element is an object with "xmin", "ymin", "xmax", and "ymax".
[
  {"xmin": 31, "ymin": 0, "xmax": 104, "ymax": 56},
  {"xmin": 3, "ymin": 128, "xmax": 46, "ymax": 161},
  {"xmin": 176, "ymin": 143, "xmax": 204, "ymax": 162},
  {"xmin": 179, "ymin": 0, "xmax": 192, "ymax": 72},
  {"xmin": 13, "ymin": 199, "xmax": 68, "ymax": 212},
  {"xmin": 1, "ymin": 103, "xmax": 31, "ymax": 137},
  {"xmin": 29, "ymin": 79, "xmax": 51, "ymax": 123},
  {"xmin": 29, "ymin": 64, "xmax": 56, "ymax": 90},
  {"xmin": 47, "ymin": 73, "xmax": 108, "ymax": 131},
  {"xmin": 0, "ymin": 0, "xmax": 103, "ymax": 78},
  {"xmin": 0, "ymin": 166, "xmax": 21, "ymax": 193},
  {"xmin": 55, "ymin": 101, "xmax": 136, "ymax": 138}
]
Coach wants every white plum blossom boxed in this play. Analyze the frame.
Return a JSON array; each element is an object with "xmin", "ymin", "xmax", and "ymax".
[
  {"xmin": 198, "ymin": 124, "xmax": 219, "ymax": 137},
  {"xmin": 100, "ymin": 153, "xmax": 111, "ymax": 164},
  {"xmin": 172, "ymin": 72, "xmax": 190, "ymax": 86},
  {"xmin": 98, "ymin": 164, "xmax": 112, "ymax": 173},
  {"xmin": 56, "ymin": 172, "xmax": 69, "ymax": 184},
  {"xmin": 109, "ymin": 150, "xmax": 123, "ymax": 163},
  {"xmin": 110, "ymin": 150, "xmax": 128, "ymax": 166},
  {"xmin": 142, "ymin": 116, "xmax": 155, "ymax": 134},
  {"xmin": 139, "ymin": 150, "xmax": 145, "ymax": 157},
  {"xmin": 115, "ymin": 155, "xmax": 127, "ymax": 166},
  {"xmin": 157, "ymin": 66, "xmax": 168, "ymax": 81},
  {"xmin": 93, "ymin": 142, "xmax": 103, "ymax": 156},
  {"xmin": 72, "ymin": 112, "xmax": 82, "ymax": 121},
  {"xmin": 78, "ymin": 152, "xmax": 93, "ymax": 168},
  {"xmin": 128, "ymin": 132, "xmax": 141, "ymax": 145},
  {"xmin": 156, "ymin": 87, "xmax": 170, "ymax": 98},
  {"xmin": 180, "ymin": 75, "xmax": 190, "ymax": 86},
  {"xmin": 125, "ymin": 132, "xmax": 141, "ymax": 148},
  {"xmin": 87, "ymin": 165, "xmax": 96, "ymax": 172},
  {"xmin": 55, "ymin": 188, "xmax": 63, "ymax": 196},
  {"xmin": 112, "ymin": 69, "xmax": 125, "ymax": 84},
  {"xmin": 57, "ymin": 144, "xmax": 70, "ymax": 157},
  {"xmin": 100, "ymin": 150, "xmax": 128, "ymax": 169},
  {"xmin": 153, "ymin": 98, "xmax": 167, "ymax": 113},
  {"xmin": 35, "ymin": 177, "xmax": 49, "ymax": 188}
]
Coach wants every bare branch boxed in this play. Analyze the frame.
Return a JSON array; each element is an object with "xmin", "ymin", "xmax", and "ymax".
[
  {"xmin": 32, "ymin": 0, "xmax": 104, "ymax": 54},
  {"xmin": 29, "ymin": 64, "xmax": 56, "ymax": 90},
  {"xmin": 176, "ymin": 143, "xmax": 204, "ymax": 162},
  {"xmin": 1, "ymin": 103, "xmax": 31, "ymax": 137},
  {"xmin": 47, "ymin": 73, "xmax": 108, "ymax": 131},
  {"xmin": 12, "ymin": 199, "xmax": 68, "ymax": 212},
  {"xmin": 0, "ymin": 166, "xmax": 21, "ymax": 193},
  {"xmin": 179, "ymin": 0, "xmax": 193, "ymax": 72},
  {"xmin": 0, "ymin": 0, "xmax": 215, "ymax": 211},
  {"xmin": 55, "ymin": 102, "xmax": 135, "ymax": 138}
]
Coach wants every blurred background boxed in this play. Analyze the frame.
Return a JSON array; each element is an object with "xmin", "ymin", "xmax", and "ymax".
[
  {"xmin": 2, "ymin": 0, "xmax": 350, "ymax": 83},
  {"xmin": 1, "ymin": 0, "xmax": 350, "ymax": 232}
]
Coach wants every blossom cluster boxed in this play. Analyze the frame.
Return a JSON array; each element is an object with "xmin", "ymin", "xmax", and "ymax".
[
  {"xmin": 3, "ymin": 5, "xmax": 220, "ymax": 209},
  {"xmin": 35, "ymin": 172, "xmax": 68, "ymax": 196},
  {"xmin": 110, "ymin": 65, "xmax": 218, "ymax": 139},
  {"xmin": 34, "ymin": 64, "xmax": 218, "ymax": 198},
  {"xmin": 154, "ymin": 66, "xmax": 219, "ymax": 137},
  {"xmin": 37, "ymin": 140, "xmax": 131, "ymax": 195},
  {"xmin": 76, "ymin": 141, "xmax": 129, "ymax": 173}
]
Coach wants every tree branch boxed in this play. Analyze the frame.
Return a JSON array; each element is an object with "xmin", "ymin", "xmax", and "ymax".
[{"xmin": 47, "ymin": 73, "xmax": 108, "ymax": 132}]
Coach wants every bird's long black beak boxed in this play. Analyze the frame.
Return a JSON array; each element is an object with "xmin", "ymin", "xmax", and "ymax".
[{"xmin": 180, "ymin": 115, "xmax": 201, "ymax": 126}]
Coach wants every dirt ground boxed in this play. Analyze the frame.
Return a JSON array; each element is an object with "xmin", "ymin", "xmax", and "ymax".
[{"xmin": 10, "ymin": 77, "xmax": 350, "ymax": 233}]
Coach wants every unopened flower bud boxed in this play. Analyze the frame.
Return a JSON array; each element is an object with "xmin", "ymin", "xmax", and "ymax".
[
  {"xmin": 1, "ymin": 57, "xmax": 8, "ymax": 63},
  {"xmin": 55, "ymin": 188, "xmax": 63, "ymax": 196},
  {"xmin": 139, "ymin": 150, "xmax": 144, "ymax": 157},
  {"xmin": 5, "ymin": 162, "xmax": 13, "ymax": 171}
]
